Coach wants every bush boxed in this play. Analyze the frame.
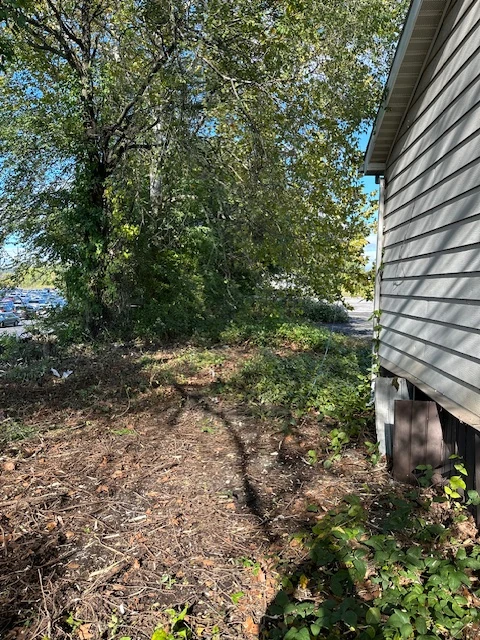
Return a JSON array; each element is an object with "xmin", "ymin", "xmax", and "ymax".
[{"xmin": 284, "ymin": 295, "xmax": 350, "ymax": 324}]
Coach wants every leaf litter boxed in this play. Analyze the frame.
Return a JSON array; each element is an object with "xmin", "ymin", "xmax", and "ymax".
[{"xmin": 0, "ymin": 342, "xmax": 410, "ymax": 639}]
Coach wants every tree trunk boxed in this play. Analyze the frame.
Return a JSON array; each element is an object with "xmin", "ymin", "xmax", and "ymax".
[
  {"xmin": 82, "ymin": 151, "xmax": 111, "ymax": 337},
  {"xmin": 149, "ymin": 120, "xmax": 166, "ymax": 219}
]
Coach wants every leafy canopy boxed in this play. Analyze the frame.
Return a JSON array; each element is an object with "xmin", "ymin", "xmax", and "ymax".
[{"xmin": 0, "ymin": 0, "xmax": 406, "ymax": 336}]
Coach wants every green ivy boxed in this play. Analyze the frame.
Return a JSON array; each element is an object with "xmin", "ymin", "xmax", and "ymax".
[{"xmin": 265, "ymin": 494, "xmax": 480, "ymax": 639}]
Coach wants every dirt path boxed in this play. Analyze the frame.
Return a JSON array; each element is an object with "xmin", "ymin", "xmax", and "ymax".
[{"xmin": 0, "ymin": 345, "xmax": 386, "ymax": 639}]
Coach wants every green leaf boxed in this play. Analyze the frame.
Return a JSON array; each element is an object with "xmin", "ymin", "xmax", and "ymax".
[
  {"xmin": 275, "ymin": 591, "xmax": 290, "ymax": 608},
  {"xmin": 449, "ymin": 476, "xmax": 466, "ymax": 490},
  {"xmin": 388, "ymin": 610, "xmax": 410, "ymax": 628},
  {"xmin": 467, "ymin": 490, "xmax": 480, "ymax": 505},
  {"xmin": 231, "ymin": 591, "xmax": 245, "ymax": 605},
  {"xmin": 400, "ymin": 623, "xmax": 413, "ymax": 638},
  {"xmin": 447, "ymin": 571, "xmax": 464, "ymax": 591},
  {"xmin": 415, "ymin": 617, "xmax": 428, "ymax": 634},
  {"xmin": 343, "ymin": 610, "xmax": 357, "ymax": 629},
  {"xmin": 366, "ymin": 608, "xmax": 381, "ymax": 625},
  {"xmin": 151, "ymin": 631, "xmax": 170, "ymax": 640},
  {"xmin": 454, "ymin": 463, "xmax": 468, "ymax": 476}
]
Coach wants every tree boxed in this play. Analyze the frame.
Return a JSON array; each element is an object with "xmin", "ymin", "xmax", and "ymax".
[{"xmin": 0, "ymin": 0, "xmax": 406, "ymax": 336}]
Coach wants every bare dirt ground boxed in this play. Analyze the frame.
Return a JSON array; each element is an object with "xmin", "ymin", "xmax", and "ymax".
[{"xmin": 0, "ymin": 343, "xmax": 403, "ymax": 639}]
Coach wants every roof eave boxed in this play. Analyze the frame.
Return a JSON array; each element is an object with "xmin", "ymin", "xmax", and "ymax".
[
  {"xmin": 363, "ymin": 0, "xmax": 449, "ymax": 175},
  {"xmin": 363, "ymin": 0, "xmax": 425, "ymax": 175}
]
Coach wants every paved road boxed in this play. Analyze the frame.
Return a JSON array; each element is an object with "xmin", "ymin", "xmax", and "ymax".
[
  {"xmin": 0, "ymin": 321, "xmax": 33, "ymax": 337},
  {"xmin": 327, "ymin": 297, "xmax": 374, "ymax": 337}
]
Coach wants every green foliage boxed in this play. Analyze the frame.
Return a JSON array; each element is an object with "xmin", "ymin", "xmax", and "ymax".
[
  {"xmin": 231, "ymin": 591, "xmax": 245, "ymax": 605},
  {"xmin": 227, "ymin": 326, "xmax": 372, "ymax": 430},
  {"xmin": 0, "ymin": 418, "xmax": 36, "ymax": 447},
  {"xmin": 273, "ymin": 293, "xmax": 350, "ymax": 324},
  {"xmin": 0, "ymin": 334, "xmax": 58, "ymax": 381},
  {"xmin": 152, "ymin": 606, "xmax": 191, "ymax": 640},
  {"xmin": 141, "ymin": 348, "xmax": 226, "ymax": 385},
  {"xmin": 324, "ymin": 429, "xmax": 351, "ymax": 468},
  {"xmin": 0, "ymin": 0, "xmax": 406, "ymax": 337},
  {"xmin": 265, "ymin": 493, "xmax": 480, "ymax": 639},
  {"xmin": 364, "ymin": 440, "xmax": 380, "ymax": 466}
]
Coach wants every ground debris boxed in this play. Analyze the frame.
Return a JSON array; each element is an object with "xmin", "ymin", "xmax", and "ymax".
[{"xmin": 0, "ymin": 343, "xmax": 390, "ymax": 639}]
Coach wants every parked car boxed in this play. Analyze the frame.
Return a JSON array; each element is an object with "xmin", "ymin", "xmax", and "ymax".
[
  {"xmin": 0, "ymin": 299, "xmax": 15, "ymax": 312},
  {"xmin": 0, "ymin": 312, "xmax": 20, "ymax": 327}
]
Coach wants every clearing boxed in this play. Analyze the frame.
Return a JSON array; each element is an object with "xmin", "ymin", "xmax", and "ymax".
[{"xmin": 0, "ymin": 325, "xmax": 478, "ymax": 639}]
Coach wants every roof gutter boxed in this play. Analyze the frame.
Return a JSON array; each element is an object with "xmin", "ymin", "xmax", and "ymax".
[{"xmin": 362, "ymin": 0, "xmax": 425, "ymax": 176}]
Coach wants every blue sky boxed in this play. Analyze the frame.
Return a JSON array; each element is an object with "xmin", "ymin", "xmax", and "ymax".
[{"xmin": 359, "ymin": 130, "xmax": 378, "ymax": 266}]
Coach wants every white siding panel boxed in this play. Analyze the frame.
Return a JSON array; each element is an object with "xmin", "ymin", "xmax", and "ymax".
[
  {"xmin": 385, "ymin": 190, "xmax": 480, "ymax": 240},
  {"xmin": 387, "ymin": 53, "xmax": 480, "ymax": 175},
  {"xmin": 381, "ymin": 297, "xmax": 480, "ymax": 331},
  {"xmin": 385, "ymin": 132, "xmax": 480, "ymax": 211},
  {"xmin": 388, "ymin": 83, "xmax": 480, "ymax": 184},
  {"xmin": 384, "ymin": 160, "xmax": 480, "ymax": 224},
  {"xmin": 405, "ymin": 0, "xmax": 479, "ymax": 111},
  {"xmin": 382, "ymin": 245, "xmax": 480, "ymax": 279},
  {"xmin": 382, "ymin": 275, "xmax": 480, "ymax": 300},
  {"xmin": 381, "ymin": 312, "xmax": 480, "ymax": 359},
  {"xmin": 387, "ymin": 111, "xmax": 480, "ymax": 197},
  {"xmin": 383, "ymin": 218, "xmax": 480, "ymax": 261},
  {"xmin": 391, "ymin": 8, "xmax": 480, "ymax": 153},
  {"xmin": 379, "ymin": 0, "xmax": 480, "ymax": 423},
  {"xmin": 379, "ymin": 334, "xmax": 480, "ymax": 390},
  {"xmin": 378, "ymin": 345, "xmax": 480, "ymax": 420},
  {"xmin": 427, "ymin": 0, "xmax": 476, "ymax": 62}
]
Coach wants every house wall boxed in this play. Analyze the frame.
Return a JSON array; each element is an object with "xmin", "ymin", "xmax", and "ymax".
[{"xmin": 378, "ymin": 0, "xmax": 480, "ymax": 425}]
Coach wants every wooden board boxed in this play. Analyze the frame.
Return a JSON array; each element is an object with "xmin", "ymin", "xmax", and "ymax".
[{"xmin": 393, "ymin": 400, "xmax": 444, "ymax": 484}]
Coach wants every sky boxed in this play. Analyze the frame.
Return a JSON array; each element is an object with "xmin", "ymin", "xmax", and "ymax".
[{"xmin": 359, "ymin": 129, "xmax": 379, "ymax": 267}]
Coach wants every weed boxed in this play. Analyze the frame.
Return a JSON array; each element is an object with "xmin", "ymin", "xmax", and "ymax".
[
  {"xmin": 265, "ymin": 491, "xmax": 480, "ymax": 640},
  {"xmin": 228, "ymin": 340, "xmax": 372, "ymax": 426},
  {"xmin": 0, "ymin": 418, "xmax": 36, "ymax": 446},
  {"xmin": 64, "ymin": 613, "xmax": 83, "ymax": 633},
  {"xmin": 238, "ymin": 556, "xmax": 262, "ymax": 576},
  {"xmin": 231, "ymin": 591, "xmax": 245, "ymax": 604},
  {"xmin": 151, "ymin": 605, "xmax": 191, "ymax": 639},
  {"xmin": 365, "ymin": 440, "xmax": 380, "ymax": 466},
  {"xmin": 323, "ymin": 429, "xmax": 350, "ymax": 469},
  {"xmin": 111, "ymin": 428, "xmax": 135, "ymax": 436},
  {"xmin": 143, "ymin": 348, "xmax": 226, "ymax": 385},
  {"xmin": 159, "ymin": 574, "xmax": 176, "ymax": 589},
  {"xmin": 108, "ymin": 612, "xmax": 121, "ymax": 637},
  {"xmin": 199, "ymin": 418, "xmax": 216, "ymax": 434}
]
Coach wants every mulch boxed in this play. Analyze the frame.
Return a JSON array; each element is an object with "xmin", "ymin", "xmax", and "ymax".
[{"xmin": 0, "ymin": 344, "xmax": 393, "ymax": 639}]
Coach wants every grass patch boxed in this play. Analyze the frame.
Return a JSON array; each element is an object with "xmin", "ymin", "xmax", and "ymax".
[
  {"xmin": 141, "ymin": 347, "xmax": 227, "ymax": 385},
  {"xmin": 226, "ymin": 329, "xmax": 372, "ymax": 427},
  {"xmin": 0, "ymin": 418, "xmax": 36, "ymax": 446}
]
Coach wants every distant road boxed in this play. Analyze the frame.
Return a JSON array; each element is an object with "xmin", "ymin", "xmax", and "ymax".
[
  {"xmin": 327, "ymin": 297, "xmax": 373, "ymax": 338},
  {"xmin": 0, "ymin": 321, "xmax": 34, "ymax": 337}
]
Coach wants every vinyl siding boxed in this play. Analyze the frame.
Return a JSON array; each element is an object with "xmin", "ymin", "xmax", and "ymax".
[{"xmin": 379, "ymin": 0, "xmax": 480, "ymax": 425}]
